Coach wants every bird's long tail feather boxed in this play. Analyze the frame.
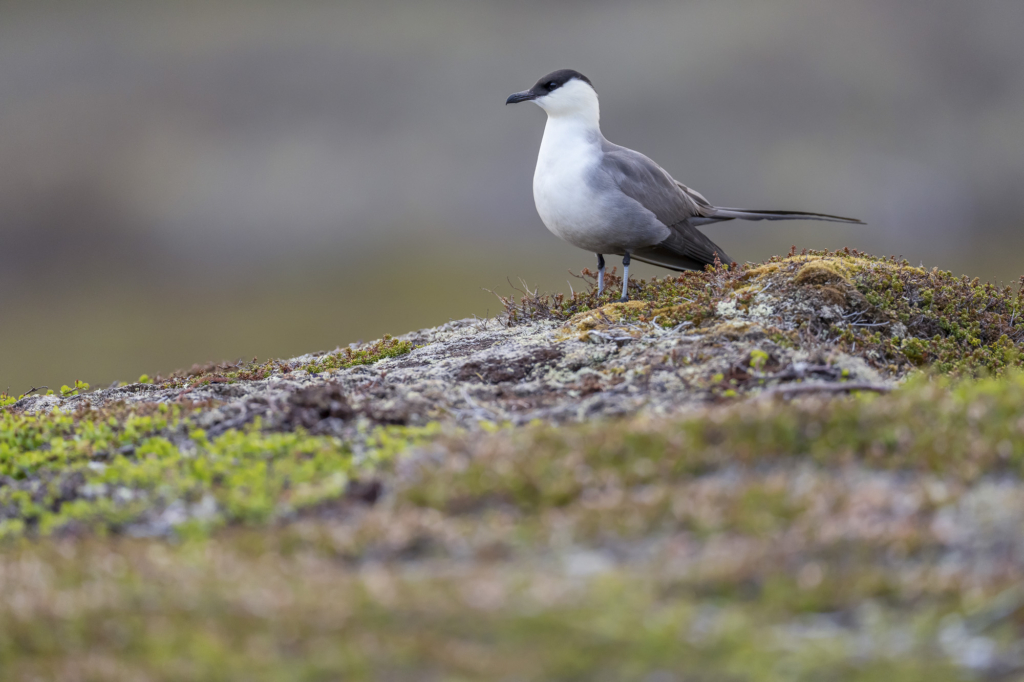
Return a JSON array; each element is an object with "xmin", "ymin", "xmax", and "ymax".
[{"xmin": 711, "ymin": 208, "xmax": 864, "ymax": 224}]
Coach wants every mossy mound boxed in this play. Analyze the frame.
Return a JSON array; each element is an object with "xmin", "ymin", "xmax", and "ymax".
[
  {"xmin": 500, "ymin": 248, "xmax": 1024, "ymax": 377},
  {"xmin": 1, "ymin": 249, "xmax": 1020, "ymax": 542},
  {"xmin": 3, "ymin": 249, "xmax": 1024, "ymax": 679},
  {"xmin": 2, "ymin": 250, "xmax": 1021, "ymax": 542}
]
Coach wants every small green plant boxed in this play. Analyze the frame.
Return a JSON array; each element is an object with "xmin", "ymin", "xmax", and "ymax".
[
  {"xmin": 749, "ymin": 349, "xmax": 769, "ymax": 371},
  {"xmin": 59, "ymin": 380, "xmax": 90, "ymax": 397}
]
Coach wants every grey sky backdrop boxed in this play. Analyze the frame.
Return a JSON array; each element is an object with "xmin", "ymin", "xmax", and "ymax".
[{"xmin": 2, "ymin": 0, "xmax": 1023, "ymax": 390}]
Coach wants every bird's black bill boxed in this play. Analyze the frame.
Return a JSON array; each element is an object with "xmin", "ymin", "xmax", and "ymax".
[{"xmin": 505, "ymin": 90, "xmax": 536, "ymax": 105}]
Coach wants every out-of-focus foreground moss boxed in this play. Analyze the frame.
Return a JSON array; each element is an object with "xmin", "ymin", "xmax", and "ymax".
[
  {"xmin": 2, "ymin": 372, "xmax": 1024, "ymax": 679},
  {"xmin": 0, "ymin": 541, "xmax": 966, "ymax": 682}
]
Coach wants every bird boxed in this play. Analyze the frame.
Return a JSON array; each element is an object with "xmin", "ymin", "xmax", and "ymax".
[{"xmin": 505, "ymin": 69, "xmax": 863, "ymax": 302}]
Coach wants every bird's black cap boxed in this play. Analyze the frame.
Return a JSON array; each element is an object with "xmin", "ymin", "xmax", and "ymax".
[{"xmin": 506, "ymin": 69, "xmax": 593, "ymax": 104}]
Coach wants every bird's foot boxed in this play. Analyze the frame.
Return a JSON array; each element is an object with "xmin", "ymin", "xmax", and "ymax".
[{"xmin": 618, "ymin": 296, "xmax": 629, "ymax": 303}]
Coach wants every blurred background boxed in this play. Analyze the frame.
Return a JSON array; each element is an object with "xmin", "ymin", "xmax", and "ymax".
[{"xmin": 2, "ymin": 0, "xmax": 1023, "ymax": 392}]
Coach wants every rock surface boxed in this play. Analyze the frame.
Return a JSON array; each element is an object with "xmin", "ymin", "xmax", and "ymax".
[
  {"xmin": 18, "ymin": 249, "xmax": 1020, "ymax": 435},
  {"xmin": 20, "ymin": 312, "xmax": 887, "ymax": 430}
]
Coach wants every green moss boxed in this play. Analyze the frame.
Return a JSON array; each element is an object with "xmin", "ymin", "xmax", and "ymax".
[
  {"xmin": 301, "ymin": 334, "xmax": 414, "ymax": 374},
  {"xmin": 0, "ymin": 402, "xmax": 440, "ymax": 538},
  {"xmin": 0, "ymin": 327, "xmax": 425, "ymax": 541},
  {"xmin": 749, "ymin": 349, "xmax": 769, "ymax": 371},
  {"xmin": 0, "ymin": 539, "xmax": 969, "ymax": 681},
  {"xmin": 401, "ymin": 370, "xmax": 1024, "ymax": 519},
  {"xmin": 127, "ymin": 334, "xmax": 415, "ymax": 390},
  {"xmin": 792, "ymin": 259, "xmax": 850, "ymax": 286}
]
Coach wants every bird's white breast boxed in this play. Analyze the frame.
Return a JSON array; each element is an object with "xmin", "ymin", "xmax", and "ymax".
[{"xmin": 532, "ymin": 119, "xmax": 611, "ymax": 253}]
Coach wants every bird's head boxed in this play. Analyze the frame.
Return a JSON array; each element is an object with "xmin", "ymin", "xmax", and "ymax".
[{"xmin": 506, "ymin": 69, "xmax": 599, "ymax": 121}]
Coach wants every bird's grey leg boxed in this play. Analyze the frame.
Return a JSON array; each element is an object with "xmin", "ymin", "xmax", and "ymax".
[
  {"xmin": 620, "ymin": 251, "xmax": 630, "ymax": 302},
  {"xmin": 596, "ymin": 253, "xmax": 605, "ymax": 296}
]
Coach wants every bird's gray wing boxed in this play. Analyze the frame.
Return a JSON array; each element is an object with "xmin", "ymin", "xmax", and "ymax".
[
  {"xmin": 632, "ymin": 225, "xmax": 734, "ymax": 271},
  {"xmin": 601, "ymin": 142, "xmax": 734, "ymax": 268},
  {"xmin": 600, "ymin": 142, "xmax": 716, "ymax": 226}
]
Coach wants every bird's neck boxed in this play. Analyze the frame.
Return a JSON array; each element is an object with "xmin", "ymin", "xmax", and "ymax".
[
  {"xmin": 539, "ymin": 112, "xmax": 603, "ymax": 159},
  {"xmin": 543, "ymin": 101, "xmax": 601, "ymax": 134}
]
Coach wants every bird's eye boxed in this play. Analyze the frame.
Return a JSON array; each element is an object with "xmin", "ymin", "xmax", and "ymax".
[{"xmin": 546, "ymin": 81, "xmax": 558, "ymax": 89}]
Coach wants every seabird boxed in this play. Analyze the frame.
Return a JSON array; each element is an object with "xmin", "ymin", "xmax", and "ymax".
[{"xmin": 506, "ymin": 69, "xmax": 863, "ymax": 301}]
